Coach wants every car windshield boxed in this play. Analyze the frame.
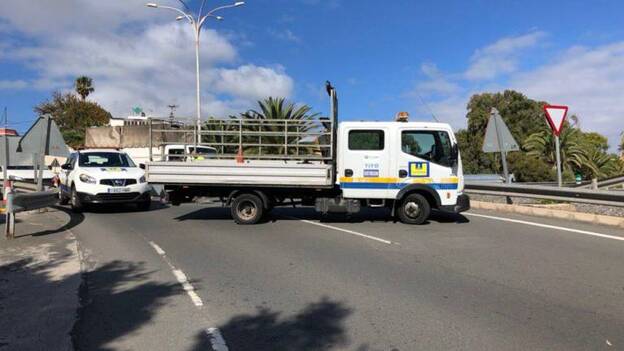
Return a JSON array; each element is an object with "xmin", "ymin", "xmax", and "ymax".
[{"xmin": 78, "ymin": 152, "xmax": 136, "ymax": 168}]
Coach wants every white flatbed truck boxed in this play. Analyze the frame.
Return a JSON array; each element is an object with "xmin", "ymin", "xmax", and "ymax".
[{"xmin": 144, "ymin": 83, "xmax": 469, "ymax": 224}]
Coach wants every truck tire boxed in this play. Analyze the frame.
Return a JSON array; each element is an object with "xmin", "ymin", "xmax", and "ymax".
[
  {"xmin": 397, "ymin": 193, "xmax": 430, "ymax": 225},
  {"xmin": 231, "ymin": 193, "xmax": 264, "ymax": 225},
  {"xmin": 70, "ymin": 185, "xmax": 84, "ymax": 213}
]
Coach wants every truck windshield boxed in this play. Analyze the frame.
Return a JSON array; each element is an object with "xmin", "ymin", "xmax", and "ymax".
[
  {"xmin": 401, "ymin": 130, "xmax": 453, "ymax": 167},
  {"xmin": 79, "ymin": 152, "xmax": 136, "ymax": 168}
]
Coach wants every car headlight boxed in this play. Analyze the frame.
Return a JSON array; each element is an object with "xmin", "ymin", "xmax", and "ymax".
[
  {"xmin": 139, "ymin": 175, "xmax": 146, "ymax": 183},
  {"xmin": 79, "ymin": 174, "xmax": 97, "ymax": 184}
]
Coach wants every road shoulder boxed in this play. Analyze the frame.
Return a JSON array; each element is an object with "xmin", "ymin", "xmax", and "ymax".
[{"xmin": 0, "ymin": 209, "xmax": 82, "ymax": 351}]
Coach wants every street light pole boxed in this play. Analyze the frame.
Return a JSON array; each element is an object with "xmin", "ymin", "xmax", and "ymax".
[{"xmin": 146, "ymin": 1, "xmax": 245, "ymax": 145}]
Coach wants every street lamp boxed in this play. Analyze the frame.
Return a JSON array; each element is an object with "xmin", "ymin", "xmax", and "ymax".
[{"xmin": 146, "ymin": 0, "xmax": 245, "ymax": 145}]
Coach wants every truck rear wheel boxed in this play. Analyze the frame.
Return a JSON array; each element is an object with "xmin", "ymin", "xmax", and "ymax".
[
  {"xmin": 231, "ymin": 193, "xmax": 264, "ymax": 225},
  {"xmin": 397, "ymin": 193, "xmax": 430, "ymax": 225}
]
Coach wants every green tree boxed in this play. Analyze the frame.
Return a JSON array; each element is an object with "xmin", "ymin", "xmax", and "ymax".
[
  {"xmin": 74, "ymin": 76, "xmax": 94, "ymax": 101},
  {"xmin": 524, "ymin": 127, "xmax": 590, "ymax": 178},
  {"xmin": 239, "ymin": 97, "xmax": 320, "ymax": 156},
  {"xmin": 456, "ymin": 90, "xmax": 553, "ymax": 181},
  {"xmin": 35, "ymin": 91, "xmax": 111, "ymax": 148}
]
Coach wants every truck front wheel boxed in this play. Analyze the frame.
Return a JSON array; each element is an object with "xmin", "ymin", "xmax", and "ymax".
[
  {"xmin": 397, "ymin": 193, "xmax": 430, "ymax": 225},
  {"xmin": 231, "ymin": 193, "xmax": 264, "ymax": 225}
]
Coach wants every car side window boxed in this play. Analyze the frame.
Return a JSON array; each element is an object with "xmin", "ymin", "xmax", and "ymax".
[{"xmin": 401, "ymin": 130, "xmax": 453, "ymax": 167}]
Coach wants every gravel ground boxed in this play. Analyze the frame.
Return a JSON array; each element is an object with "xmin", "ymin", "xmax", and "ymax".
[{"xmin": 468, "ymin": 194, "xmax": 624, "ymax": 217}]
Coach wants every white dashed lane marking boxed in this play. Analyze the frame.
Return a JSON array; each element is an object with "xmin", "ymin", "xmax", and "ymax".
[{"xmin": 148, "ymin": 240, "xmax": 229, "ymax": 350}]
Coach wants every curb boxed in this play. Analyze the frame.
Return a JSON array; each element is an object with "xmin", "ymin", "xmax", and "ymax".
[{"xmin": 471, "ymin": 201, "xmax": 624, "ymax": 229}]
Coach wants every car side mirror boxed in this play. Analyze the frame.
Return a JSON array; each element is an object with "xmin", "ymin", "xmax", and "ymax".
[
  {"xmin": 139, "ymin": 163, "xmax": 146, "ymax": 170},
  {"xmin": 61, "ymin": 163, "xmax": 72, "ymax": 170}
]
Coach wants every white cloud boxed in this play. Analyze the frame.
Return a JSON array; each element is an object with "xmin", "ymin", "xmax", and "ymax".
[
  {"xmin": 215, "ymin": 65, "xmax": 294, "ymax": 100},
  {"xmin": 407, "ymin": 33, "xmax": 624, "ymax": 150},
  {"xmin": 465, "ymin": 31, "xmax": 546, "ymax": 81},
  {"xmin": 511, "ymin": 42, "xmax": 624, "ymax": 149},
  {"xmin": 409, "ymin": 63, "xmax": 460, "ymax": 96},
  {"xmin": 0, "ymin": 2, "xmax": 294, "ymax": 118},
  {"xmin": 269, "ymin": 29, "xmax": 301, "ymax": 43},
  {"xmin": 0, "ymin": 79, "xmax": 28, "ymax": 90}
]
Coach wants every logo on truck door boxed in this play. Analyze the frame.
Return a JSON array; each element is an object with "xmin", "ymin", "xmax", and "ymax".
[{"xmin": 409, "ymin": 162, "xmax": 429, "ymax": 177}]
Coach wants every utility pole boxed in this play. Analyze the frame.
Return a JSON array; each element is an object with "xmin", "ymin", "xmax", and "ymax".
[{"xmin": 146, "ymin": 1, "xmax": 245, "ymax": 146}]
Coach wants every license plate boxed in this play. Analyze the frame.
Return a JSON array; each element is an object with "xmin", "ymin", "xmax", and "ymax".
[{"xmin": 108, "ymin": 187, "xmax": 131, "ymax": 193}]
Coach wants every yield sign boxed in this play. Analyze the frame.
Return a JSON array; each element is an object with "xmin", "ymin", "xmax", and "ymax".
[{"xmin": 543, "ymin": 105, "xmax": 568, "ymax": 136}]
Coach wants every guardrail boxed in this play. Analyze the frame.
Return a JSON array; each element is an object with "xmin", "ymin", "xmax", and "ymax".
[
  {"xmin": 465, "ymin": 182, "xmax": 624, "ymax": 207},
  {"xmin": 4, "ymin": 183, "xmax": 59, "ymax": 239}
]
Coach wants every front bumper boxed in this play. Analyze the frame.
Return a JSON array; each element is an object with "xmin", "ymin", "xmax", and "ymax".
[
  {"xmin": 439, "ymin": 194, "xmax": 470, "ymax": 213},
  {"xmin": 77, "ymin": 191, "xmax": 150, "ymax": 204}
]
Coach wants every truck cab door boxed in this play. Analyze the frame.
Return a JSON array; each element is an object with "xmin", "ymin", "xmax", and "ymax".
[
  {"xmin": 393, "ymin": 128, "xmax": 458, "ymax": 206},
  {"xmin": 338, "ymin": 127, "xmax": 391, "ymax": 199}
]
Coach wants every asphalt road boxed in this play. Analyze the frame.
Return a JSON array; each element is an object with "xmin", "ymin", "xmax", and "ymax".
[{"xmin": 61, "ymin": 202, "xmax": 624, "ymax": 351}]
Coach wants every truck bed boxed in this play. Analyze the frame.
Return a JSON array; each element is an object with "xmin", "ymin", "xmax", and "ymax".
[{"xmin": 145, "ymin": 159, "xmax": 334, "ymax": 188}]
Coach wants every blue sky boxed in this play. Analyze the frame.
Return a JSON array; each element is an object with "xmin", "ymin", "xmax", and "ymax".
[{"xmin": 1, "ymin": 0, "xmax": 623, "ymax": 150}]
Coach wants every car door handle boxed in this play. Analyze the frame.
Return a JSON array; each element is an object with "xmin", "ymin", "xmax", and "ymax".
[
  {"xmin": 399, "ymin": 169, "xmax": 408, "ymax": 178},
  {"xmin": 345, "ymin": 169, "xmax": 353, "ymax": 177}
]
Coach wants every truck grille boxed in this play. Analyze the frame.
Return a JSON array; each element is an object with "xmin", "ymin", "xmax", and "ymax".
[
  {"xmin": 100, "ymin": 179, "xmax": 137, "ymax": 186},
  {"xmin": 94, "ymin": 192, "xmax": 140, "ymax": 201}
]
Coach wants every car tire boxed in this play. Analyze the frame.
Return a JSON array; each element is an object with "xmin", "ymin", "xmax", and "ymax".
[
  {"xmin": 70, "ymin": 185, "xmax": 84, "ymax": 213},
  {"xmin": 137, "ymin": 198, "xmax": 151, "ymax": 211},
  {"xmin": 397, "ymin": 193, "xmax": 430, "ymax": 225},
  {"xmin": 59, "ymin": 188, "xmax": 69, "ymax": 205},
  {"xmin": 231, "ymin": 193, "xmax": 264, "ymax": 225}
]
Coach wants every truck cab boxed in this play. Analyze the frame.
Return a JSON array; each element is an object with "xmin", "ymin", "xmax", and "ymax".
[{"xmin": 336, "ymin": 120, "xmax": 469, "ymax": 224}]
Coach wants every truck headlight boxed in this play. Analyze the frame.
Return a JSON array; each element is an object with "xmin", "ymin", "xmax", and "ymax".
[
  {"xmin": 79, "ymin": 174, "xmax": 97, "ymax": 184},
  {"xmin": 139, "ymin": 175, "xmax": 146, "ymax": 183}
]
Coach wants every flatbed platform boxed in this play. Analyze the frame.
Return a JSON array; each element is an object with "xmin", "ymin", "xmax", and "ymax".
[{"xmin": 145, "ymin": 159, "xmax": 334, "ymax": 188}]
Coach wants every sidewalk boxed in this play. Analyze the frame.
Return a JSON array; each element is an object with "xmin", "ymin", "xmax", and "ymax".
[{"xmin": 0, "ymin": 209, "xmax": 82, "ymax": 351}]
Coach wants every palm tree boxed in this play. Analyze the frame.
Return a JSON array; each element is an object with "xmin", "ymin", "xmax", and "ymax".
[
  {"xmin": 75, "ymin": 76, "xmax": 94, "ymax": 100},
  {"xmin": 524, "ymin": 127, "xmax": 590, "ymax": 176},
  {"xmin": 239, "ymin": 97, "xmax": 320, "ymax": 156}
]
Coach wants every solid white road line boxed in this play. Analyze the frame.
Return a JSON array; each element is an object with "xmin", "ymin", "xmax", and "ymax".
[
  {"xmin": 465, "ymin": 212, "xmax": 624, "ymax": 242},
  {"xmin": 206, "ymin": 328, "xmax": 229, "ymax": 351},
  {"xmin": 295, "ymin": 218, "xmax": 393, "ymax": 245},
  {"xmin": 148, "ymin": 241, "xmax": 166, "ymax": 255}
]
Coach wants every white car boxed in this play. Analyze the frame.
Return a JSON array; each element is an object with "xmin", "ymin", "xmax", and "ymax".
[{"xmin": 58, "ymin": 149, "xmax": 152, "ymax": 212}]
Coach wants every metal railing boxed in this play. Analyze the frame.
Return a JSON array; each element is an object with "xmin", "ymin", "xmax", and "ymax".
[
  {"xmin": 465, "ymin": 182, "xmax": 624, "ymax": 207},
  {"xmin": 148, "ymin": 117, "xmax": 334, "ymax": 162},
  {"xmin": 3, "ymin": 181, "xmax": 59, "ymax": 239}
]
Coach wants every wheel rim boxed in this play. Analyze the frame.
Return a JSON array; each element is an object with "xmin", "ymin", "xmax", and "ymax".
[
  {"xmin": 404, "ymin": 201, "xmax": 421, "ymax": 218},
  {"xmin": 237, "ymin": 200, "xmax": 257, "ymax": 221}
]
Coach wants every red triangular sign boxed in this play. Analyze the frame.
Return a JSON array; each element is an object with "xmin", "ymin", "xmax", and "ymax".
[{"xmin": 543, "ymin": 105, "xmax": 568, "ymax": 136}]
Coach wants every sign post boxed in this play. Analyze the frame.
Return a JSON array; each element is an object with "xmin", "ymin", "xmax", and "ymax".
[
  {"xmin": 482, "ymin": 108, "xmax": 519, "ymax": 183},
  {"xmin": 543, "ymin": 105, "xmax": 568, "ymax": 187}
]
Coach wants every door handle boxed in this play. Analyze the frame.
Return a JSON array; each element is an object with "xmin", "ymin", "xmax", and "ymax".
[
  {"xmin": 345, "ymin": 169, "xmax": 353, "ymax": 177},
  {"xmin": 399, "ymin": 169, "xmax": 408, "ymax": 178}
]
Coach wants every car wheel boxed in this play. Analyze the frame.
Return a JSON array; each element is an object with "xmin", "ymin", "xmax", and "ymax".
[
  {"xmin": 70, "ymin": 185, "xmax": 84, "ymax": 213},
  {"xmin": 59, "ymin": 187, "xmax": 69, "ymax": 205},
  {"xmin": 397, "ymin": 193, "xmax": 430, "ymax": 225},
  {"xmin": 137, "ymin": 198, "xmax": 151, "ymax": 211},
  {"xmin": 231, "ymin": 193, "xmax": 264, "ymax": 225}
]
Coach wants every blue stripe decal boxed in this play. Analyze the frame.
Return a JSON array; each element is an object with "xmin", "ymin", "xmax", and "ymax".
[{"xmin": 341, "ymin": 182, "xmax": 458, "ymax": 190}]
